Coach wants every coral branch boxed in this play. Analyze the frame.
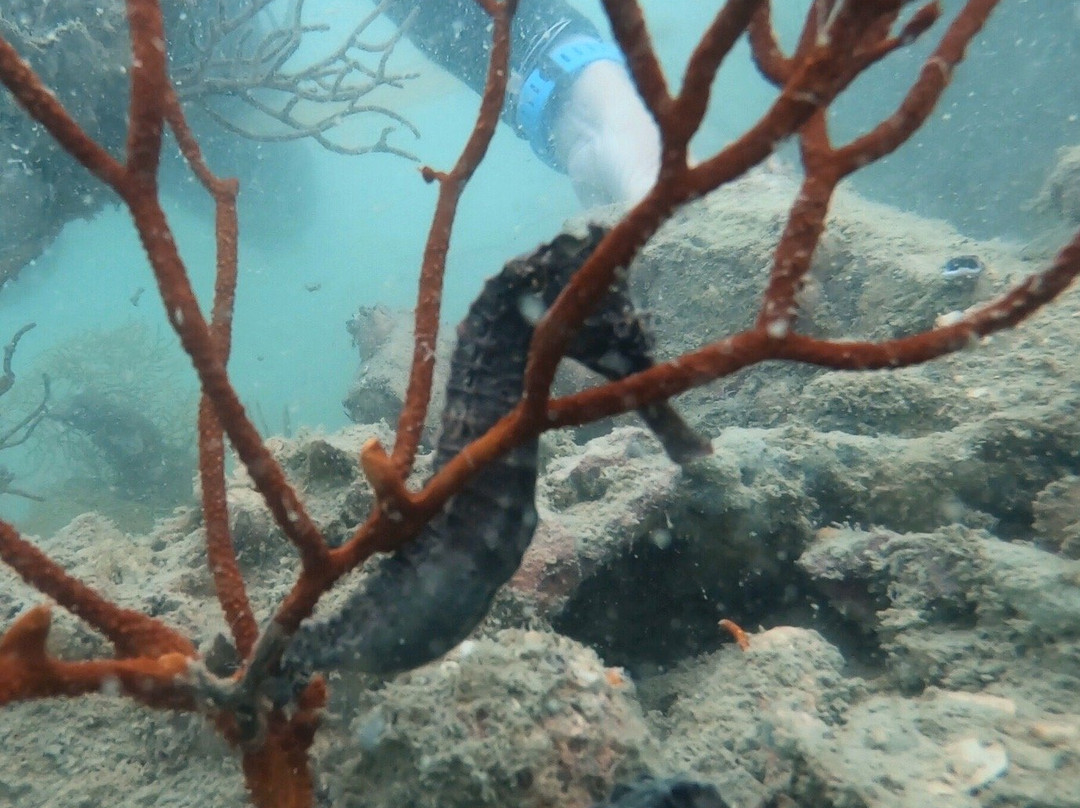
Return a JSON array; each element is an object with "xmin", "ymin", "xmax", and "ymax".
[
  {"xmin": 0, "ymin": 521, "xmax": 195, "ymax": 659},
  {"xmin": 0, "ymin": 31, "xmax": 125, "ymax": 188},
  {"xmin": 390, "ymin": 0, "xmax": 519, "ymax": 476},
  {"xmin": 546, "ymin": 222, "xmax": 1080, "ymax": 429},
  {"xmin": 361, "ymin": 438, "xmax": 416, "ymax": 520},
  {"xmin": 599, "ymin": 0, "xmax": 671, "ymax": 117},
  {"xmin": 163, "ymin": 83, "xmax": 258, "ymax": 657},
  {"xmin": 0, "ymin": 322, "xmax": 34, "ymax": 397},
  {"xmin": 0, "ymin": 0, "xmax": 329, "ymax": 575},
  {"xmin": 123, "ymin": 0, "xmax": 167, "ymax": 180},
  {"xmin": 669, "ymin": 0, "xmax": 763, "ymax": 150},
  {"xmin": 837, "ymin": 0, "xmax": 992, "ymax": 171},
  {"xmin": 199, "ymin": 398, "xmax": 258, "ymax": 657},
  {"xmin": 238, "ymin": 678, "xmax": 325, "ymax": 808},
  {"xmin": 127, "ymin": 185, "xmax": 330, "ymax": 572},
  {"xmin": 0, "ymin": 605, "xmax": 194, "ymax": 708},
  {"xmin": 747, "ymin": 5, "xmax": 789, "ymax": 83},
  {"xmin": 758, "ymin": 0, "xmax": 999, "ymax": 335}
]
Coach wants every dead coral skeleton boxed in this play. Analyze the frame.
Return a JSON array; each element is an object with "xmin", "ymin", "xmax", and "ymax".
[
  {"xmin": 0, "ymin": 323, "xmax": 49, "ymax": 502},
  {"xmin": 171, "ymin": 0, "xmax": 422, "ymax": 158}
]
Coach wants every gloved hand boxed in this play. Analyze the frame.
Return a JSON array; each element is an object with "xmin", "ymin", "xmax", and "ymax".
[{"xmin": 550, "ymin": 59, "xmax": 661, "ymax": 208}]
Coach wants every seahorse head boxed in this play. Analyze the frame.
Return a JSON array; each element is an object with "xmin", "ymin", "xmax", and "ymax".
[{"xmin": 511, "ymin": 224, "xmax": 655, "ymax": 382}]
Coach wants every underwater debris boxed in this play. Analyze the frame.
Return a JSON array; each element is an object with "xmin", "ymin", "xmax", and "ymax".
[{"xmin": 941, "ymin": 254, "xmax": 986, "ymax": 280}]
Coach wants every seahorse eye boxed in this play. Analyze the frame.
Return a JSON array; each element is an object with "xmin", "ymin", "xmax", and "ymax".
[{"xmin": 517, "ymin": 292, "xmax": 547, "ymax": 325}]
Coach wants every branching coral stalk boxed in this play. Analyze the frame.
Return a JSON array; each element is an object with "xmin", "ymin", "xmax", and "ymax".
[
  {"xmin": 164, "ymin": 85, "xmax": 260, "ymax": 658},
  {"xmin": 393, "ymin": 0, "xmax": 520, "ymax": 476},
  {"xmin": 0, "ymin": 324, "xmax": 50, "ymax": 469},
  {"xmin": 0, "ymin": 1, "xmax": 1078, "ymax": 807},
  {"xmin": 174, "ymin": 0, "xmax": 422, "ymax": 158}
]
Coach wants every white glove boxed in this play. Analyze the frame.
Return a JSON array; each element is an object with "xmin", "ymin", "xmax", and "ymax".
[{"xmin": 549, "ymin": 59, "xmax": 661, "ymax": 208}]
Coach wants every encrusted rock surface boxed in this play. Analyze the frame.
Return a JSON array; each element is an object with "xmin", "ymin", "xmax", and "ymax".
[
  {"xmin": 317, "ymin": 630, "xmax": 661, "ymax": 808},
  {"xmin": 1033, "ymin": 145, "xmax": 1080, "ymax": 225},
  {"xmin": 1032, "ymin": 474, "xmax": 1080, "ymax": 559},
  {"xmin": 2, "ymin": 173, "xmax": 1080, "ymax": 807}
]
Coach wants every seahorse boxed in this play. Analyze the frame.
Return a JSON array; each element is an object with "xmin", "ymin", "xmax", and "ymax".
[{"xmin": 281, "ymin": 225, "xmax": 709, "ymax": 678}]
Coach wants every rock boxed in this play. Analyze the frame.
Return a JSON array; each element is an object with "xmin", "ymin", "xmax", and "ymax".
[
  {"xmin": 342, "ymin": 305, "xmax": 454, "ymax": 440},
  {"xmin": 225, "ymin": 424, "xmax": 394, "ymax": 549},
  {"xmin": 1032, "ymin": 475, "xmax": 1080, "ymax": 558},
  {"xmin": 319, "ymin": 630, "xmax": 663, "ymax": 808},
  {"xmin": 1031, "ymin": 144, "xmax": 1080, "ymax": 224},
  {"xmin": 649, "ymin": 627, "xmax": 858, "ymax": 808},
  {"xmin": 942, "ymin": 737, "xmax": 1009, "ymax": 793},
  {"xmin": 523, "ymin": 427, "xmax": 813, "ymax": 668},
  {"xmin": 799, "ymin": 525, "xmax": 1080, "ymax": 690}
]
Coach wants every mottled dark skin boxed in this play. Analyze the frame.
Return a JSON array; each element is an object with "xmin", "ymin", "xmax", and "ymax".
[{"xmin": 282, "ymin": 226, "xmax": 708, "ymax": 678}]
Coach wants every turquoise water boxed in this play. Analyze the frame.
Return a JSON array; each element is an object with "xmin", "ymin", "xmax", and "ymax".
[
  {"xmin": 0, "ymin": 1, "xmax": 790, "ymax": 431},
  {"xmin": 0, "ymin": 1, "xmax": 1075, "ymax": 512}
]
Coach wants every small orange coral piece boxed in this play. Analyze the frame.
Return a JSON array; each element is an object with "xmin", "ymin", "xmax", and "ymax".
[
  {"xmin": 719, "ymin": 618, "xmax": 751, "ymax": 651},
  {"xmin": 605, "ymin": 667, "xmax": 628, "ymax": 688}
]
